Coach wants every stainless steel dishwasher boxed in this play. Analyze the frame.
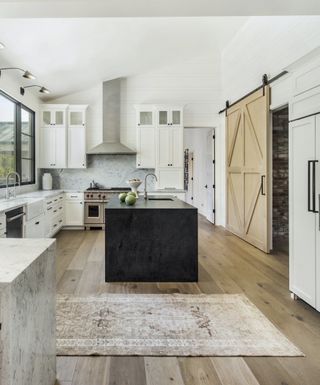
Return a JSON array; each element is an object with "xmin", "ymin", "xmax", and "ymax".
[{"xmin": 5, "ymin": 206, "xmax": 25, "ymax": 238}]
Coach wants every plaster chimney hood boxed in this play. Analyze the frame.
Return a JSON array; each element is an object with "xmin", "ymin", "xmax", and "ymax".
[{"xmin": 87, "ymin": 78, "xmax": 136, "ymax": 155}]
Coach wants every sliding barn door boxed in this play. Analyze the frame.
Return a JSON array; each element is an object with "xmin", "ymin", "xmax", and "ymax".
[{"xmin": 226, "ymin": 87, "xmax": 270, "ymax": 252}]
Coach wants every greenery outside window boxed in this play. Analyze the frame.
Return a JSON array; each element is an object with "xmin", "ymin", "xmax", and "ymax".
[{"xmin": 0, "ymin": 90, "xmax": 35, "ymax": 187}]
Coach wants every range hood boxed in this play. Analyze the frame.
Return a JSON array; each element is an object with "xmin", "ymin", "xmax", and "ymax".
[{"xmin": 87, "ymin": 78, "xmax": 136, "ymax": 155}]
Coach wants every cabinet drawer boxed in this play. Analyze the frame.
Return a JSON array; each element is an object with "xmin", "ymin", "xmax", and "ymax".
[
  {"xmin": 65, "ymin": 192, "xmax": 83, "ymax": 201},
  {"xmin": 25, "ymin": 215, "xmax": 45, "ymax": 238}
]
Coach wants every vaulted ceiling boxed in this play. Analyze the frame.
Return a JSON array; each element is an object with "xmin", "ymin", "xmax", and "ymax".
[{"xmin": 0, "ymin": 17, "xmax": 247, "ymax": 98}]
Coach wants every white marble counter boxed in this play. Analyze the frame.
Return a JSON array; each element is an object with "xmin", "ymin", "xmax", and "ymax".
[
  {"xmin": 0, "ymin": 238, "xmax": 55, "ymax": 286},
  {"xmin": 19, "ymin": 189, "xmax": 64, "ymax": 199},
  {"xmin": 0, "ymin": 238, "xmax": 56, "ymax": 385}
]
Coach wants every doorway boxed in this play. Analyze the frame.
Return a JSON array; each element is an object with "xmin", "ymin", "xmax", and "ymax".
[
  {"xmin": 272, "ymin": 106, "xmax": 289, "ymax": 253},
  {"xmin": 184, "ymin": 127, "xmax": 215, "ymax": 223}
]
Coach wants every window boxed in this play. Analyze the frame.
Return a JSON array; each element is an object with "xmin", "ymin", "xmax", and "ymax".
[{"xmin": 0, "ymin": 90, "xmax": 35, "ymax": 187}]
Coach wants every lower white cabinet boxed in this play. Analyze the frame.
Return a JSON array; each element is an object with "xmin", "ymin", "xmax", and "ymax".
[
  {"xmin": 25, "ymin": 214, "xmax": 45, "ymax": 238},
  {"xmin": 44, "ymin": 193, "xmax": 65, "ymax": 237},
  {"xmin": 289, "ymin": 114, "xmax": 320, "ymax": 311},
  {"xmin": 64, "ymin": 193, "xmax": 84, "ymax": 226}
]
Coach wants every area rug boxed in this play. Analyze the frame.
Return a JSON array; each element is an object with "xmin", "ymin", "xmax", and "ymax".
[{"xmin": 56, "ymin": 293, "xmax": 303, "ymax": 356}]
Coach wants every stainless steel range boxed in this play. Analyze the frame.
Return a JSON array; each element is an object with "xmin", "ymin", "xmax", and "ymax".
[{"xmin": 84, "ymin": 187, "xmax": 130, "ymax": 229}]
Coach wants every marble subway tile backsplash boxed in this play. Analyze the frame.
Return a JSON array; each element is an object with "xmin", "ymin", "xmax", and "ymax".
[{"xmin": 40, "ymin": 155, "xmax": 155, "ymax": 191}]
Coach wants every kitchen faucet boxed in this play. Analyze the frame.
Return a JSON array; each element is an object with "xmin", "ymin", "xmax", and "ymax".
[
  {"xmin": 6, "ymin": 171, "xmax": 21, "ymax": 199},
  {"xmin": 144, "ymin": 173, "xmax": 158, "ymax": 200}
]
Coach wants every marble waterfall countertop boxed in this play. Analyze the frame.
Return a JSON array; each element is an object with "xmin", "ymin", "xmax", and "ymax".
[{"xmin": 0, "ymin": 238, "xmax": 55, "ymax": 286}]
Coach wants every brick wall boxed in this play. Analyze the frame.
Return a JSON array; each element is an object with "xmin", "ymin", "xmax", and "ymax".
[{"xmin": 272, "ymin": 107, "xmax": 289, "ymax": 248}]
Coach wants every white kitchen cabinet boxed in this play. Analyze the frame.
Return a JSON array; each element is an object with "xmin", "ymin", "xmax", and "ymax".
[
  {"xmin": 157, "ymin": 107, "xmax": 183, "ymax": 127},
  {"xmin": 289, "ymin": 114, "xmax": 320, "ymax": 311},
  {"xmin": 156, "ymin": 168, "xmax": 184, "ymax": 190},
  {"xmin": 40, "ymin": 125, "xmax": 67, "ymax": 168},
  {"xmin": 136, "ymin": 126, "xmax": 155, "ymax": 168},
  {"xmin": 157, "ymin": 127, "xmax": 183, "ymax": 168},
  {"xmin": 64, "ymin": 193, "xmax": 84, "ymax": 227},
  {"xmin": 68, "ymin": 125, "xmax": 86, "ymax": 168},
  {"xmin": 25, "ymin": 214, "xmax": 45, "ymax": 238},
  {"xmin": 41, "ymin": 104, "xmax": 68, "ymax": 128}
]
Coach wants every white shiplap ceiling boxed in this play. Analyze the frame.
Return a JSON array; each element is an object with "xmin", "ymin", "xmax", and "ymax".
[
  {"xmin": 0, "ymin": 17, "xmax": 247, "ymax": 98},
  {"xmin": 0, "ymin": 0, "xmax": 319, "ymax": 17}
]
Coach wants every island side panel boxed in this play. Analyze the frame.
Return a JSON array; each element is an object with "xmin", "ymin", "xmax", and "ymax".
[
  {"xmin": 105, "ymin": 208, "xmax": 198, "ymax": 282},
  {"xmin": 0, "ymin": 242, "xmax": 56, "ymax": 385}
]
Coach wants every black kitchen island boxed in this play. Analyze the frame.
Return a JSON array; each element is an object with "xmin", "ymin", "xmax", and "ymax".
[{"xmin": 105, "ymin": 196, "xmax": 198, "ymax": 282}]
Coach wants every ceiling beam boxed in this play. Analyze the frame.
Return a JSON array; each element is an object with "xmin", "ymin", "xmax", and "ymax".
[{"xmin": 0, "ymin": 0, "xmax": 320, "ymax": 17}]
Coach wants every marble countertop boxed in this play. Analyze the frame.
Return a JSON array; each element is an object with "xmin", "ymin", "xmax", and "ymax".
[
  {"xmin": 0, "ymin": 238, "xmax": 55, "ymax": 286},
  {"xmin": 0, "ymin": 189, "xmax": 83, "ymax": 214},
  {"xmin": 148, "ymin": 189, "xmax": 186, "ymax": 193},
  {"xmin": 107, "ymin": 195, "xmax": 195, "ymax": 210}
]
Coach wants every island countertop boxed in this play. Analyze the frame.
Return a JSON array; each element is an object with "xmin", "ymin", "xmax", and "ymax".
[
  {"xmin": 0, "ymin": 238, "xmax": 55, "ymax": 287},
  {"xmin": 106, "ymin": 195, "xmax": 195, "ymax": 210}
]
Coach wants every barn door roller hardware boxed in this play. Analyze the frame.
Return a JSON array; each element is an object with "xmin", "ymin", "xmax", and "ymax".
[{"xmin": 219, "ymin": 70, "xmax": 288, "ymax": 114}]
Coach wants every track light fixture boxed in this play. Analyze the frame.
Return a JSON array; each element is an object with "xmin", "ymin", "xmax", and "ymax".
[
  {"xmin": 0, "ymin": 67, "xmax": 36, "ymax": 80},
  {"xmin": 20, "ymin": 85, "xmax": 50, "ymax": 96}
]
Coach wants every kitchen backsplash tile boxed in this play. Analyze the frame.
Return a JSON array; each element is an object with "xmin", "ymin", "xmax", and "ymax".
[{"xmin": 40, "ymin": 155, "xmax": 155, "ymax": 191}]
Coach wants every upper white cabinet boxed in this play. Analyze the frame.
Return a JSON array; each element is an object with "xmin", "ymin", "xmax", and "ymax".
[
  {"xmin": 40, "ymin": 104, "xmax": 87, "ymax": 169},
  {"xmin": 135, "ymin": 105, "xmax": 156, "ymax": 168},
  {"xmin": 290, "ymin": 58, "xmax": 320, "ymax": 120},
  {"xmin": 40, "ymin": 125, "xmax": 67, "ymax": 168},
  {"xmin": 68, "ymin": 105, "xmax": 88, "ymax": 168},
  {"xmin": 41, "ymin": 104, "xmax": 68, "ymax": 128},
  {"xmin": 157, "ymin": 107, "xmax": 183, "ymax": 127}
]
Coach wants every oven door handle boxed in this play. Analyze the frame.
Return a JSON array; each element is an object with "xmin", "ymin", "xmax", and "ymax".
[{"xmin": 7, "ymin": 212, "xmax": 25, "ymax": 223}]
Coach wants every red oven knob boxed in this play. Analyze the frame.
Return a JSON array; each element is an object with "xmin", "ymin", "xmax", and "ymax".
[
  {"xmin": 98, "ymin": 194, "xmax": 101, "ymax": 198},
  {"xmin": 86, "ymin": 194, "xmax": 90, "ymax": 198},
  {"xmin": 102, "ymin": 195, "xmax": 106, "ymax": 199},
  {"xmin": 90, "ymin": 194, "xmax": 93, "ymax": 198}
]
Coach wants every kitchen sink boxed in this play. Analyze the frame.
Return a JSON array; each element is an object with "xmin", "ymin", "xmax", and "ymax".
[{"xmin": 148, "ymin": 197, "xmax": 174, "ymax": 201}]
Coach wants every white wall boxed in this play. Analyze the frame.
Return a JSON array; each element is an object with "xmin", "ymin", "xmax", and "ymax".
[
  {"xmin": 221, "ymin": 16, "xmax": 320, "ymax": 101},
  {"xmin": 0, "ymin": 73, "xmax": 40, "ymax": 197},
  {"xmin": 50, "ymin": 54, "xmax": 221, "ymax": 152},
  {"xmin": 214, "ymin": 16, "xmax": 320, "ymax": 227}
]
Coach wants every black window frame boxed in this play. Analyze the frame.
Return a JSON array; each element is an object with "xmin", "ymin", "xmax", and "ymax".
[{"xmin": 0, "ymin": 89, "xmax": 36, "ymax": 188}]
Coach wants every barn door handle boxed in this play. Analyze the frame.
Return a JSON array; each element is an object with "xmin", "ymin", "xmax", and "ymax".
[{"xmin": 260, "ymin": 175, "xmax": 266, "ymax": 196}]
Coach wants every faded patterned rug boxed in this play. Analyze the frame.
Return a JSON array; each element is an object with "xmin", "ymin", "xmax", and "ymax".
[{"xmin": 56, "ymin": 293, "xmax": 303, "ymax": 356}]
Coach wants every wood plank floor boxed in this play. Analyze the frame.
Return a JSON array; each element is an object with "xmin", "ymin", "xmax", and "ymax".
[{"xmin": 55, "ymin": 216, "xmax": 320, "ymax": 385}]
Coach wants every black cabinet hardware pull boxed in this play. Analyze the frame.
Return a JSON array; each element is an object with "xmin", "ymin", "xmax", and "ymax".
[
  {"xmin": 260, "ymin": 175, "xmax": 266, "ymax": 196},
  {"xmin": 308, "ymin": 160, "xmax": 319, "ymax": 213}
]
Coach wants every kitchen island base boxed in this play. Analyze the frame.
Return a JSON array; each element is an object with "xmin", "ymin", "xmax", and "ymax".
[{"xmin": 105, "ymin": 197, "xmax": 198, "ymax": 282}]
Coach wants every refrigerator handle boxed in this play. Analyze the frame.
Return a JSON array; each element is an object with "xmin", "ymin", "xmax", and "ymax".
[
  {"xmin": 313, "ymin": 160, "xmax": 319, "ymax": 213},
  {"xmin": 308, "ymin": 160, "xmax": 312, "ymax": 212}
]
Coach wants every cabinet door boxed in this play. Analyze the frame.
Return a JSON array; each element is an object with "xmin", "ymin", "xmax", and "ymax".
[
  {"xmin": 25, "ymin": 216, "xmax": 45, "ymax": 238},
  {"xmin": 137, "ymin": 126, "xmax": 155, "ymax": 168},
  {"xmin": 53, "ymin": 109, "xmax": 66, "ymax": 127},
  {"xmin": 289, "ymin": 116, "xmax": 317, "ymax": 307},
  {"xmin": 138, "ymin": 110, "xmax": 154, "ymax": 127},
  {"xmin": 316, "ymin": 115, "xmax": 320, "ymax": 311},
  {"xmin": 64, "ymin": 201, "xmax": 84, "ymax": 226},
  {"xmin": 171, "ymin": 127, "xmax": 183, "ymax": 167},
  {"xmin": 68, "ymin": 126, "xmax": 86, "ymax": 168},
  {"xmin": 41, "ymin": 110, "xmax": 53, "ymax": 127},
  {"xmin": 40, "ymin": 127, "xmax": 56, "ymax": 168},
  {"xmin": 55, "ymin": 127, "xmax": 67, "ymax": 168},
  {"xmin": 158, "ymin": 109, "xmax": 169, "ymax": 126},
  {"xmin": 69, "ymin": 110, "xmax": 85, "ymax": 127},
  {"xmin": 158, "ymin": 127, "xmax": 171, "ymax": 167},
  {"xmin": 171, "ymin": 109, "xmax": 182, "ymax": 126},
  {"xmin": 157, "ymin": 168, "xmax": 184, "ymax": 189}
]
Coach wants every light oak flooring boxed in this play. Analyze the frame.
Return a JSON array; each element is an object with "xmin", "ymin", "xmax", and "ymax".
[{"xmin": 56, "ymin": 216, "xmax": 320, "ymax": 385}]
